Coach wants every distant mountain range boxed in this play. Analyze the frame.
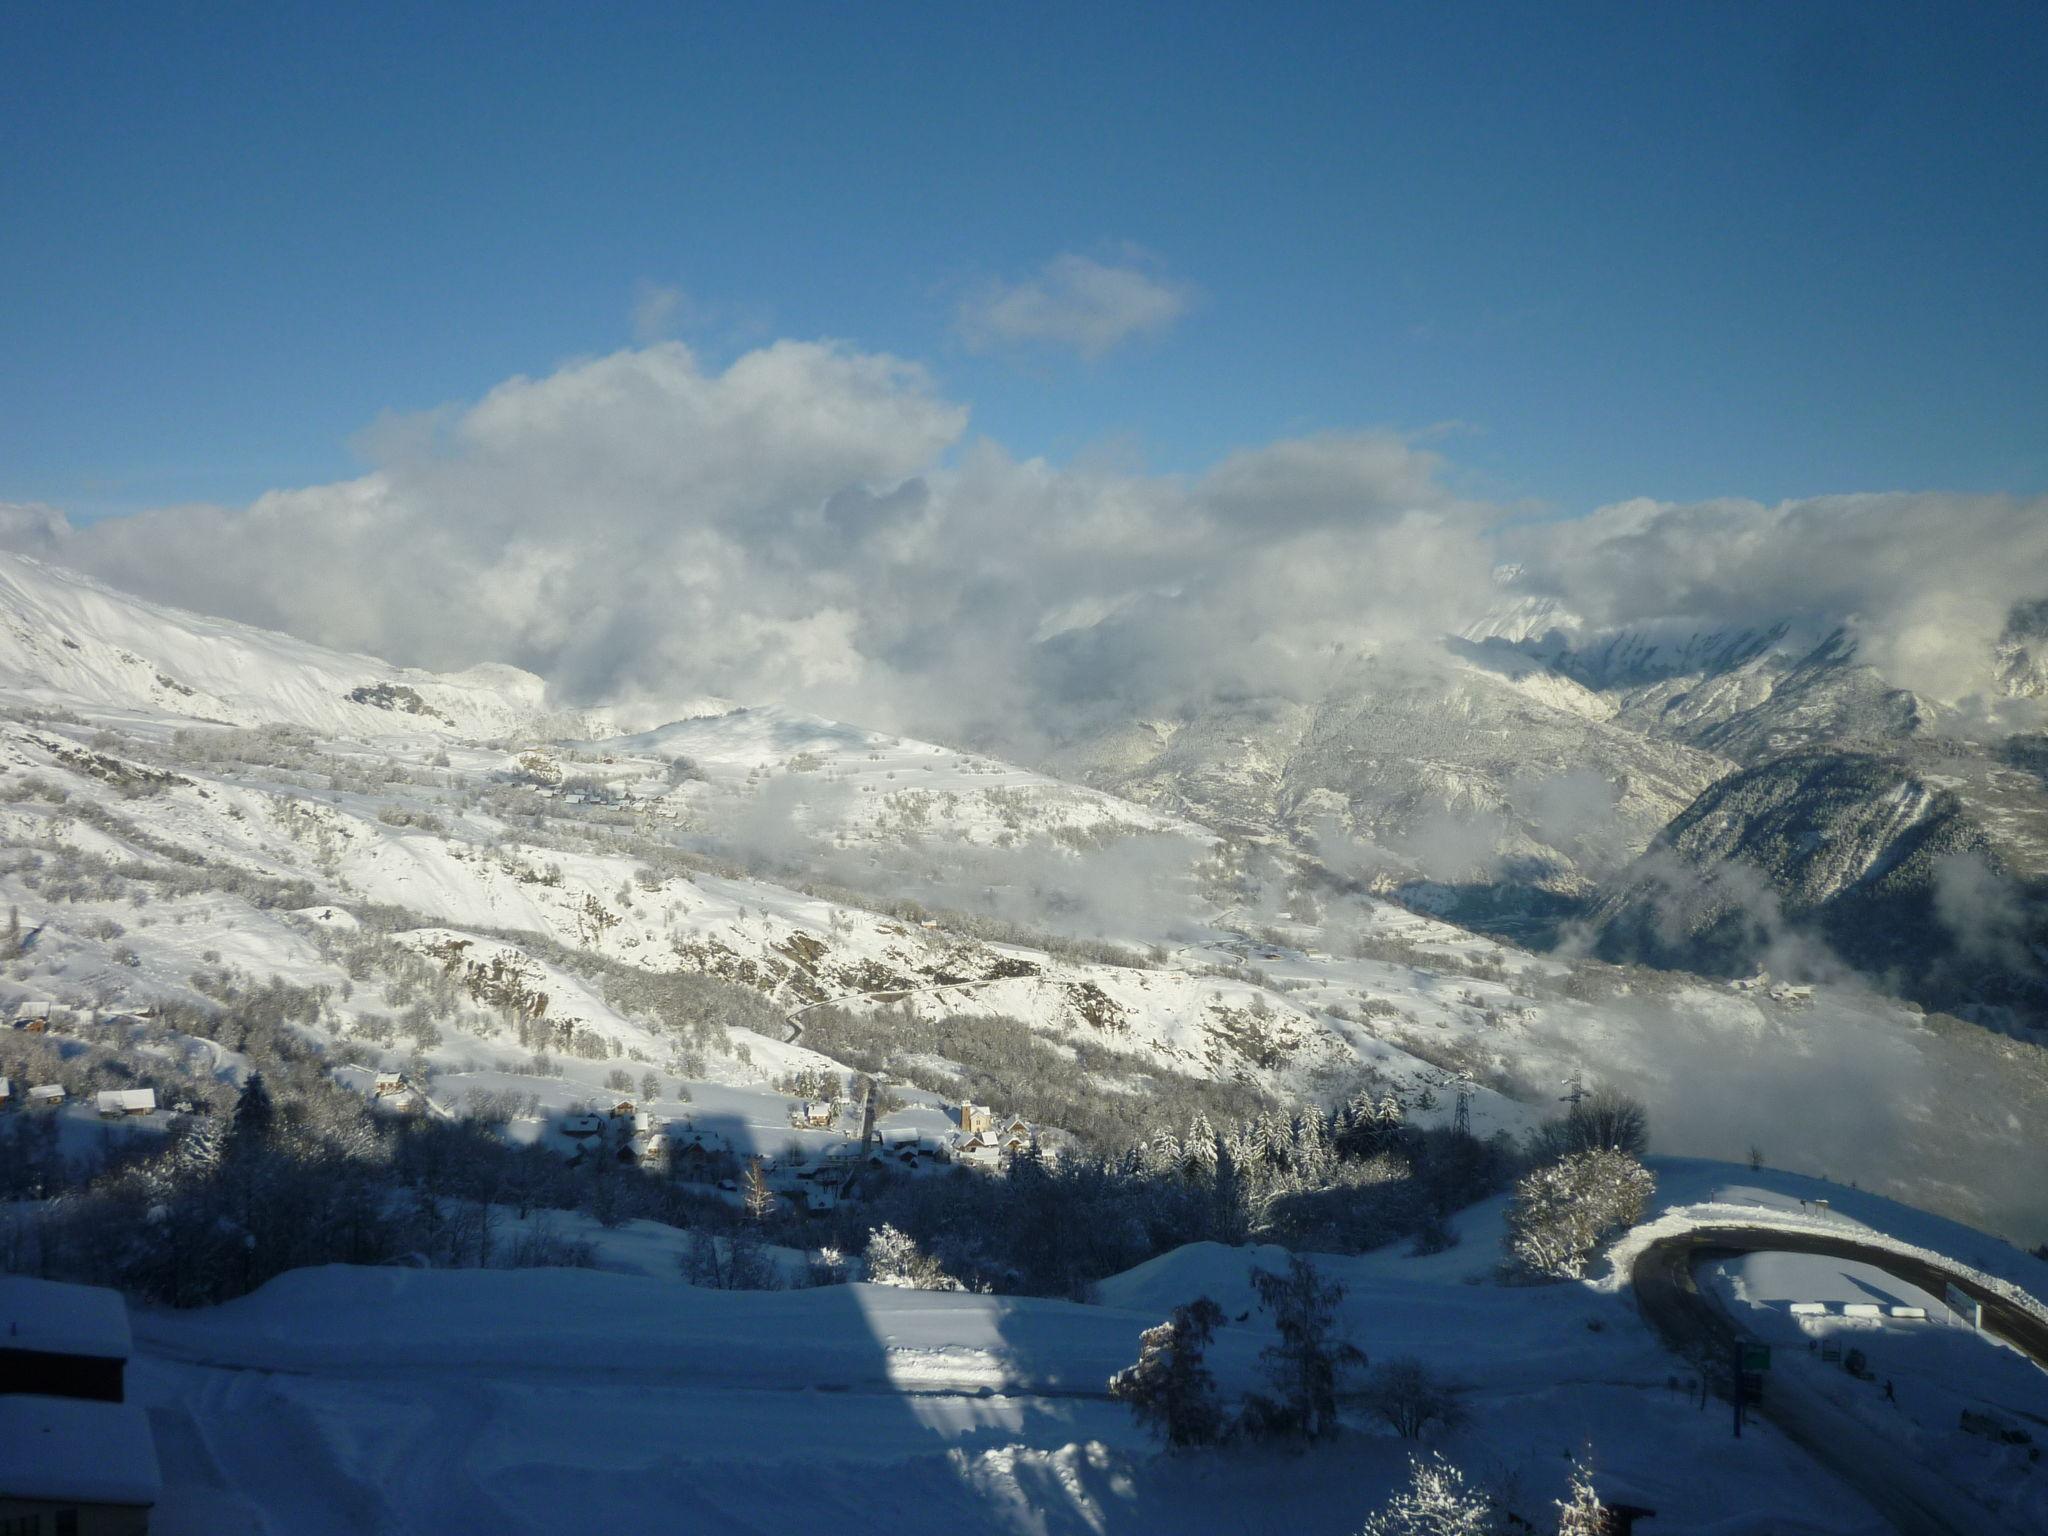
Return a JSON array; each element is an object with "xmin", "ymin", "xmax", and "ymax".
[
  {"xmin": 0, "ymin": 548, "xmax": 2041, "ymax": 1230},
  {"xmin": 1038, "ymin": 581, "xmax": 2048, "ymax": 1025}
]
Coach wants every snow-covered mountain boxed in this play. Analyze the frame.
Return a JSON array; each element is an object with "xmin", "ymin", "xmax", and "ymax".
[
  {"xmin": 0, "ymin": 550, "xmax": 720, "ymax": 740},
  {"xmin": 2, "ymin": 552, "xmax": 2042, "ymax": 1235},
  {"xmin": 1043, "ymin": 640, "xmax": 1729, "ymax": 932}
]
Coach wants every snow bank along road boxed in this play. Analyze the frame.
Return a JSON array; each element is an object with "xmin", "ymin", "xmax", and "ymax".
[{"xmin": 1632, "ymin": 1227, "xmax": 2048, "ymax": 1536}]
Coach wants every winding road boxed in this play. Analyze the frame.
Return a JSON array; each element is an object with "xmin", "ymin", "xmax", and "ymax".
[{"xmin": 1632, "ymin": 1226, "xmax": 2048, "ymax": 1536}]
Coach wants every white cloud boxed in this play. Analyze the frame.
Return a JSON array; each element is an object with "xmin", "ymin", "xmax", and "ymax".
[
  {"xmin": 1505, "ymin": 491, "xmax": 2048, "ymax": 702},
  {"xmin": 956, "ymin": 252, "xmax": 1192, "ymax": 360},
  {"xmin": 630, "ymin": 281, "xmax": 687, "ymax": 343},
  {"xmin": 0, "ymin": 503, "xmax": 73, "ymax": 557},
  {"xmin": 12, "ymin": 333, "xmax": 2041, "ymax": 760},
  {"xmin": 18, "ymin": 338, "xmax": 1481, "ymax": 747}
]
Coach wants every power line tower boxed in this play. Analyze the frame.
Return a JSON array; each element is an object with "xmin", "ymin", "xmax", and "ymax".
[
  {"xmin": 1452, "ymin": 1072, "xmax": 1473, "ymax": 1136},
  {"xmin": 1560, "ymin": 1070, "xmax": 1585, "ymax": 1110}
]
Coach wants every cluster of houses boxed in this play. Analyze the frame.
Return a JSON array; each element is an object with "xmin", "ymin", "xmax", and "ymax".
[
  {"xmin": 7, "ymin": 1003, "xmax": 174, "ymax": 1123},
  {"xmin": 1730, "ymin": 972, "xmax": 1815, "ymax": 1004},
  {"xmin": 551, "ymin": 1096, "xmax": 1039, "ymax": 1214},
  {"xmin": 952, "ymin": 1101, "xmax": 1035, "ymax": 1164},
  {"xmin": 0, "ymin": 1078, "xmax": 161, "ymax": 1118},
  {"xmin": 0, "ymin": 1275, "xmax": 162, "ymax": 1532},
  {"xmin": 529, "ymin": 782, "xmax": 683, "ymax": 823}
]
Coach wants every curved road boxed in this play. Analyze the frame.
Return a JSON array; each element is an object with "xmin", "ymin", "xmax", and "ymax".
[{"xmin": 1633, "ymin": 1227, "xmax": 2048, "ymax": 1536}]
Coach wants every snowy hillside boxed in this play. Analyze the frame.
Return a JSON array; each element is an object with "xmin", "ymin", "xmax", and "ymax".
[
  {"xmin": 1044, "ymin": 639, "xmax": 1730, "ymax": 930},
  {"xmin": 1, "ymin": 553, "xmax": 2044, "ymax": 1238},
  {"xmin": 0, "ymin": 549, "xmax": 718, "ymax": 740}
]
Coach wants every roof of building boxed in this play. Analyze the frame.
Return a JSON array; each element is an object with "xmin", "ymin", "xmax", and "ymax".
[
  {"xmin": 96, "ymin": 1087, "xmax": 157, "ymax": 1113},
  {"xmin": 0, "ymin": 1275, "xmax": 132, "ymax": 1361},
  {"xmin": 0, "ymin": 1395, "xmax": 161, "ymax": 1505}
]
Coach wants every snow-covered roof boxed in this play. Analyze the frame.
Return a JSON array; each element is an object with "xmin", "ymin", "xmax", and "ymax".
[
  {"xmin": 27, "ymin": 1083, "xmax": 63, "ymax": 1102},
  {"xmin": 0, "ymin": 1274, "xmax": 133, "ymax": 1360},
  {"xmin": 96, "ymin": 1087, "xmax": 157, "ymax": 1114},
  {"xmin": 0, "ymin": 1395, "xmax": 161, "ymax": 1504}
]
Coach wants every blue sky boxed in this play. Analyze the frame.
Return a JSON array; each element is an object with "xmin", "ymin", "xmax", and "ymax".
[{"xmin": 5, "ymin": 0, "xmax": 2044, "ymax": 520}]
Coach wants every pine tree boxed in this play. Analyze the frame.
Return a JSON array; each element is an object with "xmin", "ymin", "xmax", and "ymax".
[
  {"xmin": 863, "ymin": 1223, "xmax": 961, "ymax": 1291},
  {"xmin": 1504, "ymin": 1149, "xmax": 1655, "ymax": 1279},
  {"xmin": 1248, "ymin": 1254, "xmax": 1365, "ymax": 1440},
  {"xmin": 1109, "ymin": 1296, "xmax": 1228, "ymax": 1447},
  {"xmin": 1358, "ymin": 1454, "xmax": 1497, "ymax": 1535},
  {"xmin": 1554, "ymin": 1459, "xmax": 1605, "ymax": 1536},
  {"xmin": 227, "ymin": 1072, "xmax": 276, "ymax": 1156},
  {"xmin": 1208, "ymin": 1137, "xmax": 1249, "ymax": 1243},
  {"xmin": 1253, "ymin": 1107, "xmax": 1292, "ymax": 1172},
  {"xmin": 1293, "ymin": 1109, "xmax": 1334, "ymax": 1186},
  {"xmin": 172, "ymin": 1115, "xmax": 226, "ymax": 1180}
]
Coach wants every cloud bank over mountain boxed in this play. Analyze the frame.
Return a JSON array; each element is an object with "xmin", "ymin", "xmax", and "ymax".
[
  {"xmin": 1504, "ymin": 492, "xmax": 2048, "ymax": 707},
  {"xmin": 7, "ymin": 337, "xmax": 2045, "ymax": 749}
]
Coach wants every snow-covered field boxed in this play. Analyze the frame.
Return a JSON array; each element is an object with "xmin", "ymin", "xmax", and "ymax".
[{"xmin": 121, "ymin": 1161, "xmax": 2043, "ymax": 1536}]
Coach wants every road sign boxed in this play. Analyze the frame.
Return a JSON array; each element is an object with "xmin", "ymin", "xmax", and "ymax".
[{"xmin": 1741, "ymin": 1343, "xmax": 1772, "ymax": 1372}]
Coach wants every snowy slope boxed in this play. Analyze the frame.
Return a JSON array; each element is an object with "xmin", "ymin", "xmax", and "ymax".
[
  {"xmin": 2, "ymin": 557, "xmax": 2045, "ymax": 1240},
  {"xmin": 0, "ymin": 549, "xmax": 715, "ymax": 739},
  {"xmin": 120, "ymin": 1159, "xmax": 2040, "ymax": 1536}
]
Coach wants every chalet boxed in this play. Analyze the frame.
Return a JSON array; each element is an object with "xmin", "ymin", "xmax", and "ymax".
[
  {"xmin": 609, "ymin": 1100, "xmax": 636, "ymax": 1119},
  {"xmin": 1, "ymin": 1276, "xmax": 133, "ymax": 1402},
  {"xmin": 95, "ymin": 1088, "xmax": 157, "ymax": 1119},
  {"xmin": 0, "ymin": 1077, "xmax": 10, "ymax": 1107},
  {"xmin": 0, "ymin": 1277, "xmax": 160, "ymax": 1533},
  {"xmin": 0, "ymin": 1394, "xmax": 161, "ymax": 1534},
  {"xmin": 13, "ymin": 1015, "xmax": 48, "ymax": 1034},
  {"xmin": 958, "ymin": 1131, "xmax": 1004, "ymax": 1165},
  {"xmin": 559, "ymin": 1113, "xmax": 605, "ymax": 1140},
  {"xmin": 667, "ymin": 1125, "xmax": 735, "ymax": 1174},
  {"xmin": 27, "ymin": 1085, "xmax": 64, "ymax": 1110},
  {"xmin": 373, "ymin": 1071, "xmax": 405, "ymax": 1097},
  {"xmin": 790, "ymin": 1100, "xmax": 836, "ymax": 1129}
]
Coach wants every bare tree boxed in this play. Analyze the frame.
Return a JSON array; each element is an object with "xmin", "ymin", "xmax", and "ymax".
[
  {"xmin": 1532, "ymin": 1088, "xmax": 1648, "ymax": 1160},
  {"xmin": 743, "ymin": 1156, "xmax": 774, "ymax": 1222},
  {"xmin": 1361, "ymin": 1356, "xmax": 1466, "ymax": 1441}
]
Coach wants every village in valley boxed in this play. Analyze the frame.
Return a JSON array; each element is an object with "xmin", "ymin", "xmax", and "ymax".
[
  {"xmin": 545, "ymin": 1083, "xmax": 1041, "ymax": 1216},
  {"xmin": 6, "ymin": 993, "xmax": 1042, "ymax": 1224}
]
